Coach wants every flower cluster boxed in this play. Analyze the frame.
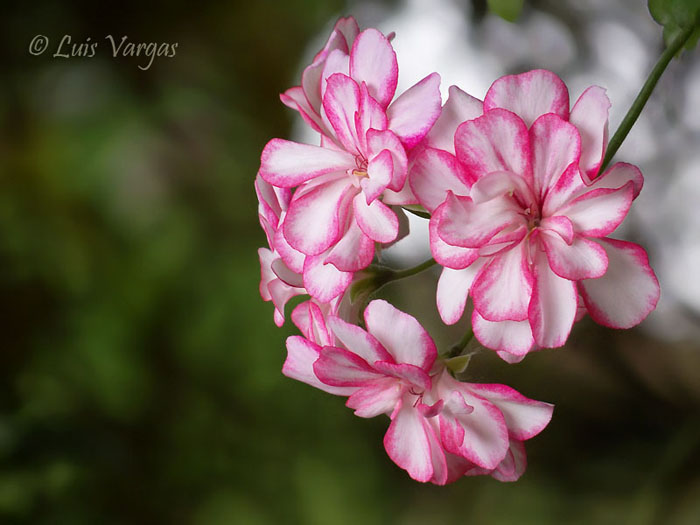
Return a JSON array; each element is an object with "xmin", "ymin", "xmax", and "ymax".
[{"xmin": 256, "ymin": 16, "xmax": 660, "ymax": 484}]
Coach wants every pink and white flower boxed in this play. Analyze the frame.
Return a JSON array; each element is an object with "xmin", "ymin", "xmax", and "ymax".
[
  {"xmin": 411, "ymin": 70, "xmax": 660, "ymax": 361},
  {"xmin": 256, "ymin": 174, "xmax": 306, "ymax": 326},
  {"xmin": 260, "ymin": 25, "xmax": 441, "ymax": 303},
  {"xmin": 283, "ymin": 299, "xmax": 553, "ymax": 484}
]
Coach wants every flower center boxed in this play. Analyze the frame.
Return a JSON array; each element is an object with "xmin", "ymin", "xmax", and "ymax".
[{"xmin": 352, "ymin": 155, "xmax": 368, "ymax": 178}]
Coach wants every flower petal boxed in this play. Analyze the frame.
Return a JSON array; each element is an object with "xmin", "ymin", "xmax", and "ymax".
[
  {"xmin": 484, "ymin": 69, "xmax": 569, "ymax": 127},
  {"xmin": 437, "ymin": 192, "xmax": 521, "ymax": 249},
  {"xmin": 541, "ymin": 231, "xmax": 608, "ymax": 280},
  {"xmin": 569, "ymin": 86, "xmax": 610, "ymax": 181},
  {"xmin": 352, "ymin": 193, "xmax": 399, "ymax": 243},
  {"xmin": 302, "ymin": 252, "xmax": 353, "ymax": 303},
  {"xmin": 366, "ymin": 129, "xmax": 407, "ymax": 191},
  {"xmin": 349, "ymin": 28, "xmax": 398, "ymax": 108},
  {"xmin": 387, "ymin": 72, "xmax": 442, "ymax": 149},
  {"xmin": 323, "ymin": 220, "xmax": 375, "ymax": 272},
  {"xmin": 579, "ymin": 238, "xmax": 660, "ymax": 328},
  {"xmin": 283, "ymin": 336, "xmax": 355, "ymax": 395},
  {"xmin": 363, "ymin": 299, "xmax": 437, "ymax": 370},
  {"xmin": 314, "ymin": 346, "xmax": 383, "ymax": 387},
  {"xmin": 465, "ymin": 383, "xmax": 554, "ymax": 441},
  {"xmin": 471, "ymin": 241, "xmax": 534, "ymax": 322},
  {"xmin": 528, "ymin": 247, "xmax": 578, "ymax": 348},
  {"xmin": 284, "ymin": 178, "xmax": 353, "ymax": 255},
  {"xmin": 280, "ymin": 85, "xmax": 325, "ymax": 134},
  {"xmin": 455, "ymin": 108, "xmax": 531, "ymax": 182},
  {"xmin": 424, "ymin": 85, "xmax": 484, "ymax": 154},
  {"xmin": 429, "ymin": 203, "xmax": 480, "ymax": 269},
  {"xmin": 438, "ymin": 373, "xmax": 509, "ymax": 469},
  {"xmin": 436, "ymin": 263, "xmax": 485, "ymax": 325},
  {"xmin": 326, "ymin": 316, "xmax": 392, "ymax": 364},
  {"xmin": 384, "ymin": 399, "xmax": 435, "ymax": 482},
  {"xmin": 291, "ymin": 300, "xmax": 333, "ymax": 347},
  {"xmin": 410, "ymin": 148, "xmax": 472, "ymax": 213},
  {"xmin": 347, "ymin": 377, "xmax": 402, "ymax": 418},
  {"xmin": 363, "ymin": 149, "xmax": 393, "ymax": 203},
  {"xmin": 558, "ymin": 183, "xmax": 634, "ymax": 237},
  {"xmin": 260, "ymin": 139, "xmax": 354, "ymax": 187},
  {"xmin": 529, "ymin": 113, "xmax": 581, "ymax": 199},
  {"xmin": 472, "ymin": 311, "xmax": 535, "ymax": 355},
  {"xmin": 323, "ymin": 73, "xmax": 362, "ymax": 153}
]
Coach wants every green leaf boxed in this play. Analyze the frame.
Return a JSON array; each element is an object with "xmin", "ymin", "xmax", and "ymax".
[
  {"xmin": 649, "ymin": 0, "xmax": 700, "ymax": 49},
  {"xmin": 487, "ymin": 0, "xmax": 525, "ymax": 23}
]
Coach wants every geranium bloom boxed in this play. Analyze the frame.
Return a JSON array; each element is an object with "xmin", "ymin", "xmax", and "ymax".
[
  {"xmin": 256, "ymin": 174, "xmax": 306, "ymax": 326},
  {"xmin": 411, "ymin": 70, "xmax": 660, "ymax": 362},
  {"xmin": 283, "ymin": 299, "xmax": 553, "ymax": 484},
  {"xmin": 259, "ymin": 25, "xmax": 441, "ymax": 302}
]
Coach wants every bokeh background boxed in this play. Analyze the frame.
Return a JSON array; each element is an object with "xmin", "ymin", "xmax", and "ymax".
[{"xmin": 1, "ymin": 0, "xmax": 700, "ymax": 523}]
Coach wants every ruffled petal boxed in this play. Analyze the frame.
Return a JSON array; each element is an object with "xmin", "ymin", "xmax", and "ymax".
[
  {"xmin": 347, "ymin": 377, "xmax": 402, "ymax": 418},
  {"xmin": 529, "ymin": 113, "xmax": 581, "ymax": 199},
  {"xmin": 314, "ymin": 346, "xmax": 383, "ymax": 387},
  {"xmin": 283, "ymin": 336, "xmax": 355, "ymax": 395},
  {"xmin": 302, "ymin": 252, "xmax": 353, "ymax": 303},
  {"xmin": 323, "ymin": 73, "xmax": 362, "ymax": 153},
  {"xmin": 284, "ymin": 178, "xmax": 353, "ymax": 255},
  {"xmin": 455, "ymin": 108, "xmax": 531, "ymax": 182},
  {"xmin": 326, "ymin": 316, "xmax": 393, "ymax": 363},
  {"xmin": 471, "ymin": 241, "xmax": 534, "ymax": 322},
  {"xmin": 349, "ymin": 28, "xmax": 398, "ymax": 108},
  {"xmin": 528, "ymin": 247, "xmax": 578, "ymax": 348},
  {"xmin": 387, "ymin": 72, "xmax": 442, "ymax": 149},
  {"xmin": 410, "ymin": 148, "xmax": 472, "ymax": 213},
  {"xmin": 429, "ymin": 203, "xmax": 481, "ymax": 269},
  {"xmin": 541, "ymin": 231, "xmax": 608, "ymax": 280},
  {"xmin": 465, "ymin": 383, "xmax": 554, "ymax": 441},
  {"xmin": 423, "ymin": 85, "xmax": 484, "ymax": 154},
  {"xmin": 436, "ymin": 262, "xmax": 485, "ymax": 325},
  {"xmin": 260, "ymin": 139, "xmax": 353, "ymax": 187},
  {"xmin": 569, "ymin": 86, "xmax": 610, "ymax": 181},
  {"xmin": 352, "ymin": 193, "xmax": 399, "ymax": 243},
  {"xmin": 472, "ymin": 311, "xmax": 535, "ymax": 356},
  {"xmin": 483, "ymin": 69, "xmax": 569, "ymax": 127},
  {"xmin": 363, "ymin": 299, "xmax": 437, "ymax": 370},
  {"xmin": 323, "ymin": 220, "xmax": 375, "ymax": 272},
  {"xmin": 579, "ymin": 238, "xmax": 660, "ymax": 328},
  {"xmin": 558, "ymin": 183, "xmax": 634, "ymax": 237},
  {"xmin": 384, "ymin": 399, "xmax": 436, "ymax": 483}
]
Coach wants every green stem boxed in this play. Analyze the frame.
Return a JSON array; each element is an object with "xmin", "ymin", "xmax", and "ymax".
[
  {"xmin": 445, "ymin": 327, "xmax": 474, "ymax": 359},
  {"xmin": 385, "ymin": 257, "xmax": 437, "ymax": 281},
  {"xmin": 599, "ymin": 22, "xmax": 698, "ymax": 173}
]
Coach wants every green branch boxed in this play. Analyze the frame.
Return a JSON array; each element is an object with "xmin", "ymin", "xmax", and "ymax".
[{"xmin": 599, "ymin": 21, "xmax": 699, "ymax": 173}]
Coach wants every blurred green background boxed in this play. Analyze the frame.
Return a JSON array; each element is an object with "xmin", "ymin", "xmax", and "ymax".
[{"xmin": 1, "ymin": 0, "xmax": 700, "ymax": 523}]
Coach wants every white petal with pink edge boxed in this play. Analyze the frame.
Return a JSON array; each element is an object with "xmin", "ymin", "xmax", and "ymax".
[
  {"xmin": 484, "ymin": 69, "xmax": 569, "ymax": 127},
  {"xmin": 410, "ymin": 148, "xmax": 471, "ymax": 213},
  {"xmin": 429, "ymin": 205, "xmax": 480, "ymax": 269},
  {"xmin": 436, "ymin": 263, "xmax": 484, "ymax": 325},
  {"xmin": 347, "ymin": 377, "xmax": 402, "ymax": 418},
  {"xmin": 326, "ymin": 316, "xmax": 392, "ymax": 364},
  {"xmin": 366, "ymin": 129, "xmax": 407, "ymax": 191},
  {"xmin": 465, "ymin": 383, "xmax": 554, "ymax": 440},
  {"xmin": 302, "ymin": 252, "xmax": 353, "ymax": 303},
  {"xmin": 284, "ymin": 178, "xmax": 352, "ymax": 255},
  {"xmin": 363, "ymin": 299, "xmax": 437, "ymax": 370},
  {"xmin": 283, "ymin": 336, "xmax": 355, "ymax": 396},
  {"xmin": 259, "ymin": 139, "xmax": 353, "ymax": 188},
  {"xmin": 314, "ymin": 346, "xmax": 384, "ymax": 387},
  {"xmin": 579, "ymin": 238, "xmax": 660, "ymax": 328},
  {"xmin": 349, "ymin": 29, "xmax": 398, "ymax": 108},
  {"xmin": 529, "ymin": 113, "xmax": 581, "ymax": 199},
  {"xmin": 528, "ymin": 248, "xmax": 578, "ymax": 348},
  {"xmin": 387, "ymin": 72, "xmax": 442, "ymax": 149},
  {"xmin": 471, "ymin": 241, "xmax": 533, "ymax": 322},
  {"xmin": 323, "ymin": 74, "xmax": 362, "ymax": 153},
  {"xmin": 383, "ymin": 399, "xmax": 436, "ymax": 483},
  {"xmin": 424, "ymin": 85, "xmax": 483, "ymax": 154},
  {"xmin": 558, "ymin": 183, "xmax": 634, "ymax": 237},
  {"xmin": 472, "ymin": 311, "xmax": 535, "ymax": 355},
  {"xmin": 352, "ymin": 193, "xmax": 399, "ymax": 243},
  {"xmin": 455, "ymin": 108, "xmax": 531, "ymax": 182},
  {"xmin": 569, "ymin": 86, "xmax": 610, "ymax": 180},
  {"xmin": 541, "ymin": 231, "xmax": 608, "ymax": 280}
]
